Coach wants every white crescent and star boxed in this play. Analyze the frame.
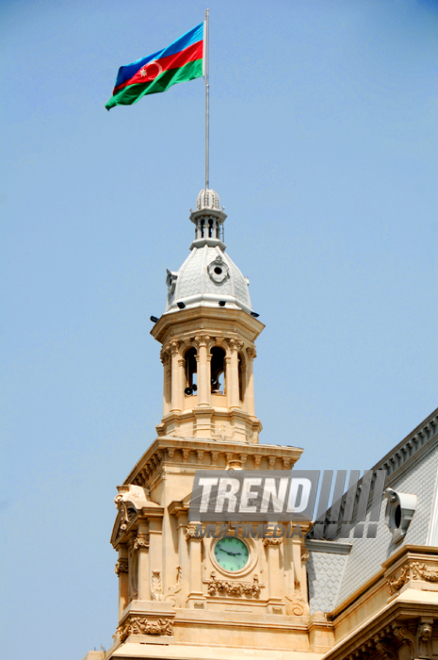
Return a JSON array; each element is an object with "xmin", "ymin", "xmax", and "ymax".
[{"xmin": 139, "ymin": 61, "xmax": 162, "ymax": 81}]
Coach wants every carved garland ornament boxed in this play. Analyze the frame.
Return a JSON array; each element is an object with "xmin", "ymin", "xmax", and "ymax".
[
  {"xmin": 207, "ymin": 571, "xmax": 260, "ymax": 598},
  {"xmin": 116, "ymin": 616, "xmax": 173, "ymax": 642},
  {"xmin": 387, "ymin": 565, "xmax": 410, "ymax": 594},
  {"xmin": 387, "ymin": 561, "xmax": 438, "ymax": 594},
  {"xmin": 412, "ymin": 561, "xmax": 438, "ymax": 581}
]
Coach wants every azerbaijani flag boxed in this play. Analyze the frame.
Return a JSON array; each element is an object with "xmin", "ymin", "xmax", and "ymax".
[{"xmin": 105, "ymin": 23, "xmax": 204, "ymax": 110}]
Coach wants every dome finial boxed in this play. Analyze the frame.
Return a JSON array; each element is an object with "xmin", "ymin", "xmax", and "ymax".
[
  {"xmin": 190, "ymin": 188, "xmax": 227, "ymax": 250},
  {"xmin": 196, "ymin": 188, "xmax": 220, "ymax": 211}
]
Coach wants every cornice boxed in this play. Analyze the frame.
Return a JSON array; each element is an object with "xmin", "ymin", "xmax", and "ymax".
[
  {"xmin": 150, "ymin": 306, "xmax": 265, "ymax": 345},
  {"xmin": 124, "ymin": 436, "xmax": 304, "ymax": 488},
  {"xmin": 373, "ymin": 407, "xmax": 438, "ymax": 481}
]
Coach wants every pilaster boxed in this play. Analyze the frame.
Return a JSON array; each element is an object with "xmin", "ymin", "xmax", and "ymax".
[{"xmin": 185, "ymin": 524, "xmax": 207, "ymax": 608}]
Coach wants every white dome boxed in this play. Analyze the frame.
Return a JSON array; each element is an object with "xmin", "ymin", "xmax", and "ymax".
[
  {"xmin": 165, "ymin": 244, "xmax": 252, "ymax": 314},
  {"xmin": 196, "ymin": 188, "xmax": 220, "ymax": 211}
]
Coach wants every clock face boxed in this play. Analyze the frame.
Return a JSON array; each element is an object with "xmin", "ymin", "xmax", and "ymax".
[{"xmin": 214, "ymin": 537, "xmax": 249, "ymax": 572}]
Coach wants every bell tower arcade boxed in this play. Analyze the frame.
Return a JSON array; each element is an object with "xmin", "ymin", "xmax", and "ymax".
[{"xmin": 152, "ymin": 188, "xmax": 263, "ymax": 443}]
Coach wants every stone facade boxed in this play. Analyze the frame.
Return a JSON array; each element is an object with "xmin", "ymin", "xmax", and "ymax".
[{"xmin": 82, "ymin": 190, "xmax": 438, "ymax": 660}]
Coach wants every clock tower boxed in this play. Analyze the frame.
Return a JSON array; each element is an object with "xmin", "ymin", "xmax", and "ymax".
[{"xmin": 102, "ymin": 190, "xmax": 334, "ymax": 659}]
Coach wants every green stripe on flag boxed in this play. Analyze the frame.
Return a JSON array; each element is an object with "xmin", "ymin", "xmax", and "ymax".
[{"xmin": 105, "ymin": 59, "xmax": 203, "ymax": 110}]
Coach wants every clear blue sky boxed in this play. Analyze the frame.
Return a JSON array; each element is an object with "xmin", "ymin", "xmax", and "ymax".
[{"xmin": 1, "ymin": 0, "xmax": 437, "ymax": 657}]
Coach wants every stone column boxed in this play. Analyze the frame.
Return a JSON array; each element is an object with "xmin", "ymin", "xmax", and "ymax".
[
  {"xmin": 292, "ymin": 540, "xmax": 309, "ymax": 604},
  {"xmin": 263, "ymin": 537, "xmax": 284, "ymax": 614},
  {"xmin": 161, "ymin": 347, "xmax": 171, "ymax": 416},
  {"xmin": 178, "ymin": 354, "xmax": 186, "ymax": 402},
  {"xmin": 226, "ymin": 339, "xmax": 242, "ymax": 409},
  {"xmin": 135, "ymin": 522, "xmax": 150, "ymax": 601},
  {"xmin": 170, "ymin": 341, "xmax": 182, "ymax": 413},
  {"xmin": 246, "ymin": 347, "xmax": 256, "ymax": 417},
  {"xmin": 195, "ymin": 335, "xmax": 211, "ymax": 407},
  {"xmin": 115, "ymin": 546, "xmax": 129, "ymax": 620},
  {"xmin": 176, "ymin": 511, "xmax": 189, "ymax": 573},
  {"xmin": 225, "ymin": 355, "xmax": 232, "ymax": 408},
  {"xmin": 186, "ymin": 524, "xmax": 206, "ymax": 608},
  {"xmin": 176, "ymin": 511, "xmax": 189, "ymax": 601}
]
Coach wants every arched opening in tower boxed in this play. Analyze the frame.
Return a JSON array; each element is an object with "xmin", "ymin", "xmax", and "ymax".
[
  {"xmin": 210, "ymin": 346, "xmax": 225, "ymax": 394},
  {"xmin": 184, "ymin": 347, "xmax": 197, "ymax": 396}
]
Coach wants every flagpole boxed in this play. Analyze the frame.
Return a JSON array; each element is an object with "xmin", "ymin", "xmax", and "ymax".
[{"xmin": 204, "ymin": 8, "xmax": 209, "ymax": 190}]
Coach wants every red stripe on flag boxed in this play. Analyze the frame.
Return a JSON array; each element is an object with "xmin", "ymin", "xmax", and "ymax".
[{"xmin": 113, "ymin": 40, "xmax": 203, "ymax": 94}]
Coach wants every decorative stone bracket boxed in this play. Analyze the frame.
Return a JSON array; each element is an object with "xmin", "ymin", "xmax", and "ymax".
[{"xmin": 115, "ymin": 558, "xmax": 129, "ymax": 575}]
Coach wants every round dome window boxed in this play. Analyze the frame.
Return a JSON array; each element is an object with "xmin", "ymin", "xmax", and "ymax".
[{"xmin": 208, "ymin": 258, "xmax": 229, "ymax": 283}]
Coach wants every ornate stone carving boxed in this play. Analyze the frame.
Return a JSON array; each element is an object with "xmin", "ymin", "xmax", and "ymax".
[
  {"xmin": 194, "ymin": 334, "xmax": 211, "ymax": 350},
  {"xmin": 132, "ymin": 534, "xmax": 149, "ymax": 552},
  {"xmin": 387, "ymin": 565, "xmax": 410, "ymax": 594},
  {"xmin": 412, "ymin": 561, "xmax": 438, "ymax": 582},
  {"xmin": 169, "ymin": 340, "xmax": 181, "ymax": 355},
  {"xmin": 160, "ymin": 345, "xmax": 171, "ymax": 365},
  {"xmin": 301, "ymin": 548, "xmax": 310, "ymax": 564},
  {"xmin": 207, "ymin": 256, "xmax": 230, "ymax": 283},
  {"xmin": 185, "ymin": 524, "xmax": 203, "ymax": 541},
  {"xmin": 115, "ymin": 558, "xmax": 129, "ymax": 575},
  {"xmin": 263, "ymin": 537, "xmax": 282, "ymax": 547},
  {"xmin": 392, "ymin": 624, "xmax": 415, "ymax": 654},
  {"xmin": 387, "ymin": 560, "xmax": 438, "ymax": 596},
  {"xmin": 417, "ymin": 622, "xmax": 433, "ymax": 658},
  {"xmin": 151, "ymin": 570, "xmax": 164, "ymax": 601},
  {"xmin": 285, "ymin": 594, "xmax": 305, "ymax": 616},
  {"xmin": 246, "ymin": 346, "xmax": 257, "ymax": 360},
  {"xmin": 165, "ymin": 566, "xmax": 182, "ymax": 608},
  {"xmin": 226, "ymin": 338, "xmax": 244, "ymax": 353},
  {"xmin": 116, "ymin": 616, "xmax": 173, "ymax": 642},
  {"xmin": 207, "ymin": 571, "xmax": 260, "ymax": 598},
  {"xmin": 375, "ymin": 640, "xmax": 397, "ymax": 660}
]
